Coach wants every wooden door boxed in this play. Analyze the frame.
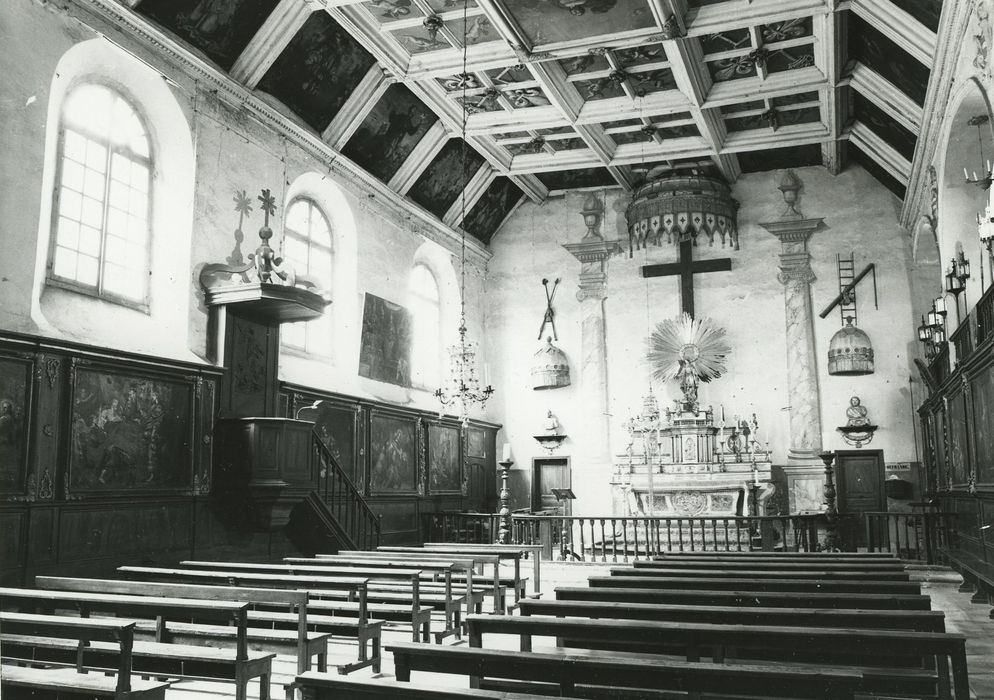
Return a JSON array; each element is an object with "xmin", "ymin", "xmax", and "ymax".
[
  {"xmin": 532, "ymin": 458, "xmax": 570, "ymax": 513},
  {"xmin": 464, "ymin": 461, "xmax": 489, "ymax": 512},
  {"xmin": 835, "ymin": 450, "xmax": 885, "ymax": 545}
]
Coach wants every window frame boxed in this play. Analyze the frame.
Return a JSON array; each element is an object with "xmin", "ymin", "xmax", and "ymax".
[
  {"xmin": 409, "ymin": 262, "xmax": 443, "ymax": 391},
  {"xmin": 46, "ymin": 81, "xmax": 154, "ymax": 312},
  {"xmin": 280, "ymin": 196, "xmax": 334, "ymax": 358}
]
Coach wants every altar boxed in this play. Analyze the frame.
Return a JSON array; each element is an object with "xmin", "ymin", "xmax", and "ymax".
[{"xmin": 612, "ymin": 396, "xmax": 774, "ymax": 518}]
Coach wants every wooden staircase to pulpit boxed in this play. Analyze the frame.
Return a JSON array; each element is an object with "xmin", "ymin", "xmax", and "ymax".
[{"xmin": 201, "ymin": 234, "xmax": 379, "ymax": 553}]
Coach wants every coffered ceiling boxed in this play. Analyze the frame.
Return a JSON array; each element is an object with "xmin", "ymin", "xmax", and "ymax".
[{"xmin": 130, "ymin": 0, "xmax": 941, "ymax": 244}]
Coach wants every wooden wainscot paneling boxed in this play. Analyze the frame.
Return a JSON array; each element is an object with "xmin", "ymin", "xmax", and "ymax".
[
  {"xmin": 32, "ymin": 352, "xmax": 65, "ymax": 504},
  {"xmin": 0, "ymin": 509, "xmax": 27, "ymax": 584},
  {"xmin": 57, "ymin": 500, "xmax": 193, "ymax": 568},
  {"xmin": 367, "ymin": 408, "xmax": 420, "ymax": 497},
  {"xmin": 370, "ymin": 497, "xmax": 419, "ymax": 543},
  {"xmin": 969, "ymin": 359, "xmax": 994, "ymax": 487},
  {"xmin": 0, "ymin": 352, "xmax": 36, "ymax": 501},
  {"xmin": 64, "ymin": 359, "xmax": 198, "ymax": 497}
]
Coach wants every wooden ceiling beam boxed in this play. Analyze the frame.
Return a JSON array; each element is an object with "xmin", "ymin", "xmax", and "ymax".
[
  {"xmin": 814, "ymin": 6, "xmax": 846, "ymax": 175},
  {"xmin": 849, "ymin": 0, "xmax": 934, "ymax": 67},
  {"xmin": 684, "ymin": 0, "xmax": 824, "ymax": 36},
  {"xmin": 230, "ymin": 0, "xmax": 315, "ymax": 88},
  {"xmin": 849, "ymin": 62, "xmax": 923, "ymax": 136},
  {"xmin": 443, "ymin": 165, "xmax": 496, "ymax": 227},
  {"xmin": 508, "ymin": 174, "xmax": 550, "ymax": 203},
  {"xmin": 703, "ymin": 66, "xmax": 827, "ymax": 108},
  {"xmin": 321, "ymin": 66, "xmax": 392, "ymax": 149},
  {"xmin": 846, "ymin": 120, "xmax": 912, "ymax": 183},
  {"xmin": 389, "ymin": 121, "xmax": 450, "ymax": 194}
]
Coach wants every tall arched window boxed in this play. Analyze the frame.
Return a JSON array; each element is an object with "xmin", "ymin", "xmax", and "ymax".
[
  {"xmin": 282, "ymin": 197, "xmax": 333, "ymax": 355},
  {"xmin": 49, "ymin": 83, "xmax": 152, "ymax": 306},
  {"xmin": 410, "ymin": 263, "xmax": 442, "ymax": 388}
]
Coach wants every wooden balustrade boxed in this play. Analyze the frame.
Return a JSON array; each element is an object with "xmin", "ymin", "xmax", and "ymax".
[
  {"xmin": 423, "ymin": 513, "xmax": 836, "ymax": 558},
  {"xmin": 950, "ymin": 320, "xmax": 974, "ymax": 364},
  {"xmin": 863, "ymin": 511, "xmax": 956, "ymax": 564},
  {"xmin": 315, "ymin": 435, "xmax": 380, "ymax": 550}
]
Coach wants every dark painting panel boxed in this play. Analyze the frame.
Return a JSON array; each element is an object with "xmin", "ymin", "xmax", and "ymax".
[
  {"xmin": 342, "ymin": 84, "xmax": 439, "ymax": 183},
  {"xmin": 428, "ymin": 424, "xmax": 461, "ymax": 493},
  {"xmin": 850, "ymin": 145, "xmax": 907, "ymax": 199},
  {"xmin": 369, "ymin": 414, "xmax": 417, "ymax": 493},
  {"xmin": 409, "ymin": 139, "xmax": 487, "ymax": 219},
  {"xmin": 257, "ymin": 12, "xmax": 375, "ymax": 131},
  {"xmin": 536, "ymin": 167, "xmax": 616, "ymax": 191},
  {"xmin": 466, "ymin": 427, "xmax": 485, "ymax": 458},
  {"xmin": 139, "ymin": 0, "xmax": 280, "ymax": 71},
  {"xmin": 309, "ymin": 402, "xmax": 357, "ymax": 483},
  {"xmin": 849, "ymin": 13, "xmax": 930, "ymax": 106},
  {"xmin": 890, "ymin": 0, "xmax": 942, "ymax": 32},
  {"xmin": 69, "ymin": 368, "xmax": 193, "ymax": 492},
  {"xmin": 948, "ymin": 393, "xmax": 969, "ymax": 485},
  {"xmin": 974, "ymin": 366, "xmax": 994, "ymax": 484},
  {"xmin": 0, "ymin": 358, "xmax": 31, "ymax": 494},
  {"xmin": 461, "ymin": 177, "xmax": 523, "ymax": 245},
  {"xmin": 852, "ymin": 92, "xmax": 917, "ymax": 160},
  {"xmin": 737, "ymin": 143, "xmax": 822, "ymax": 173},
  {"xmin": 934, "ymin": 409, "xmax": 947, "ymax": 487},
  {"xmin": 359, "ymin": 294, "xmax": 413, "ymax": 387}
]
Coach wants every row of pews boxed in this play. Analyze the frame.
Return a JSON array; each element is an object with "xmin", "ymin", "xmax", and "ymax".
[
  {"xmin": 0, "ymin": 543, "xmax": 522, "ymax": 699},
  {"xmin": 291, "ymin": 549, "xmax": 972, "ymax": 700}
]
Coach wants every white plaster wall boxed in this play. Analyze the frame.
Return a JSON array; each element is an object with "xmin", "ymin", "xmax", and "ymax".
[
  {"xmin": 0, "ymin": 0, "xmax": 490, "ymax": 418},
  {"xmin": 487, "ymin": 166, "xmax": 920, "ymax": 510}
]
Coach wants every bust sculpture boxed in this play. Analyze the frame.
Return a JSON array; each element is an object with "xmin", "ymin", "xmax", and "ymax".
[{"xmin": 846, "ymin": 396, "xmax": 869, "ymax": 426}]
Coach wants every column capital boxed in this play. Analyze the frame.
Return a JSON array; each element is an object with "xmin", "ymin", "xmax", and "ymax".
[
  {"xmin": 564, "ymin": 238, "xmax": 621, "ymax": 301},
  {"xmin": 758, "ymin": 217, "xmax": 825, "ymax": 245}
]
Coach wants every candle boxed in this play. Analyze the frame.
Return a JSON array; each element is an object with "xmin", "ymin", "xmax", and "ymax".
[
  {"xmin": 502, "ymin": 443, "xmax": 512, "ymax": 462},
  {"xmin": 720, "ymin": 404, "xmax": 725, "ymax": 422},
  {"xmin": 965, "ymin": 167, "xmax": 971, "ymax": 180},
  {"xmin": 753, "ymin": 468, "xmax": 760, "ymax": 486}
]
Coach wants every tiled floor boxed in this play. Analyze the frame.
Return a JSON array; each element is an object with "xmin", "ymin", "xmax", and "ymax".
[{"xmin": 166, "ymin": 561, "xmax": 994, "ymax": 699}]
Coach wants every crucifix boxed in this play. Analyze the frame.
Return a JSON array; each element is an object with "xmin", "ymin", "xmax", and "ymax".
[{"xmin": 642, "ymin": 237, "xmax": 732, "ymax": 318}]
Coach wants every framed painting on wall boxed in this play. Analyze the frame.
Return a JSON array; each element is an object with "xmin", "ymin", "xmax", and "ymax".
[
  {"xmin": 300, "ymin": 400, "xmax": 359, "ymax": 485},
  {"xmin": 972, "ymin": 365, "xmax": 994, "ymax": 484},
  {"xmin": 466, "ymin": 427, "xmax": 486, "ymax": 458},
  {"xmin": 428, "ymin": 423, "xmax": 461, "ymax": 493},
  {"xmin": 358, "ymin": 293, "xmax": 413, "ymax": 388},
  {"xmin": 368, "ymin": 412, "xmax": 417, "ymax": 494},
  {"xmin": 948, "ymin": 393, "xmax": 969, "ymax": 486},
  {"xmin": 0, "ymin": 356, "xmax": 33, "ymax": 496},
  {"xmin": 68, "ymin": 364, "xmax": 195, "ymax": 493}
]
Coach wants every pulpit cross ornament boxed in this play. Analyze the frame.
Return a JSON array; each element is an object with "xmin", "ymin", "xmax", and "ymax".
[
  {"xmin": 538, "ymin": 277, "xmax": 561, "ymax": 340},
  {"xmin": 642, "ymin": 238, "xmax": 732, "ymax": 318}
]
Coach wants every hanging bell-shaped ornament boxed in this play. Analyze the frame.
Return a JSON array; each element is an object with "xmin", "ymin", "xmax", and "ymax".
[
  {"xmin": 531, "ymin": 337, "xmax": 571, "ymax": 390},
  {"xmin": 828, "ymin": 319, "xmax": 875, "ymax": 375}
]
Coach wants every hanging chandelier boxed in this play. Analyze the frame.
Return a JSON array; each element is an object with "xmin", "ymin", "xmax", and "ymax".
[{"xmin": 434, "ymin": 0, "xmax": 493, "ymax": 427}]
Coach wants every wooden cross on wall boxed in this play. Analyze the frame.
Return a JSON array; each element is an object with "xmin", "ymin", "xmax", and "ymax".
[{"xmin": 642, "ymin": 238, "xmax": 732, "ymax": 318}]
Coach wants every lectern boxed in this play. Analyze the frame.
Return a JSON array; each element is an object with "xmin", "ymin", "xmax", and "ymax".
[{"xmin": 550, "ymin": 488, "xmax": 577, "ymax": 560}]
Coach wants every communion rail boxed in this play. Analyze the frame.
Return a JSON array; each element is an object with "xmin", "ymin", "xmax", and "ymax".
[
  {"xmin": 423, "ymin": 513, "xmax": 838, "ymax": 560},
  {"xmin": 863, "ymin": 511, "xmax": 956, "ymax": 565}
]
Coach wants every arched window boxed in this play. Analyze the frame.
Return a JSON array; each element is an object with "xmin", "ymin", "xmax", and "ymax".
[
  {"xmin": 281, "ymin": 197, "xmax": 333, "ymax": 355},
  {"xmin": 49, "ymin": 83, "xmax": 152, "ymax": 306},
  {"xmin": 410, "ymin": 263, "xmax": 442, "ymax": 388}
]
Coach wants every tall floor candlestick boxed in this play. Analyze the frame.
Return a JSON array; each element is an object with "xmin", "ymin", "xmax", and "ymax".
[
  {"xmin": 497, "ymin": 458, "xmax": 513, "ymax": 545},
  {"xmin": 819, "ymin": 451, "xmax": 840, "ymax": 551}
]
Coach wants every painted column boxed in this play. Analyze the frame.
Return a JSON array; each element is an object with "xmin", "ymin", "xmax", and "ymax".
[
  {"xmin": 564, "ymin": 194, "xmax": 620, "ymax": 516},
  {"xmin": 759, "ymin": 171, "xmax": 825, "ymax": 465}
]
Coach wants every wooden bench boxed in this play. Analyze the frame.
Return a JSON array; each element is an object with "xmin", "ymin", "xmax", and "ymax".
[
  {"xmin": 944, "ymin": 548, "xmax": 994, "ymax": 607},
  {"xmin": 519, "ymin": 598, "xmax": 947, "ymax": 632},
  {"xmin": 306, "ymin": 553, "xmax": 510, "ymax": 614},
  {"xmin": 0, "ymin": 612, "xmax": 171, "ymax": 700},
  {"xmin": 414, "ymin": 544, "xmax": 542, "ymax": 600},
  {"xmin": 180, "ymin": 559, "xmax": 437, "ymax": 641},
  {"xmin": 656, "ymin": 551, "xmax": 898, "ymax": 559},
  {"xmin": 465, "ymin": 613, "xmax": 970, "ymax": 700},
  {"xmin": 290, "ymin": 673, "xmax": 572, "ymax": 700},
  {"xmin": 380, "ymin": 545, "xmax": 531, "ymax": 605},
  {"xmin": 555, "ymin": 585, "xmax": 934, "ymax": 610},
  {"xmin": 35, "ymin": 576, "xmax": 329, "ymax": 674},
  {"xmin": 116, "ymin": 566, "xmax": 382, "ymax": 674},
  {"xmin": 593, "ymin": 574, "xmax": 922, "ymax": 595},
  {"xmin": 385, "ymin": 641, "xmax": 863, "ymax": 700},
  {"xmin": 616, "ymin": 565, "xmax": 912, "ymax": 580},
  {"xmin": 0, "ymin": 587, "xmax": 273, "ymax": 700},
  {"xmin": 638, "ymin": 558, "xmax": 907, "ymax": 572}
]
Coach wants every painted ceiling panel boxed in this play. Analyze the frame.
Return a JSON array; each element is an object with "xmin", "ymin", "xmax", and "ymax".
[
  {"xmin": 409, "ymin": 139, "xmax": 487, "ymax": 219},
  {"xmin": 737, "ymin": 143, "xmax": 822, "ymax": 173},
  {"xmin": 139, "ymin": 0, "xmax": 280, "ymax": 70},
  {"xmin": 461, "ymin": 177, "xmax": 524, "ymax": 244},
  {"xmin": 890, "ymin": 0, "xmax": 942, "ymax": 32},
  {"xmin": 852, "ymin": 91, "xmax": 917, "ymax": 161},
  {"xmin": 848, "ymin": 13, "xmax": 930, "ymax": 106},
  {"xmin": 499, "ymin": 0, "xmax": 655, "ymax": 47},
  {"xmin": 537, "ymin": 168, "xmax": 617, "ymax": 191},
  {"xmin": 850, "ymin": 145, "xmax": 907, "ymax": 199},
  {"xmin": 257, "ymin": 12, "xmax": 376, "ymax": 132},
  {"xmin": 342, "ymin": 84, "xmax": 439, "ymax": 183}
]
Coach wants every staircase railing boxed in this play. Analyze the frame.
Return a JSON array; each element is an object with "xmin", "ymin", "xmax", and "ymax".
[
  {"xmin": 313, "ymin": 434, "xmax": 380, "ymax": 550},
  {"xmin": 863, "ymin": 511, "xmax": 956, "ymax": 564},
  {"xmin": 423, "ymin": 512, "xmax": 838, "ymax": 559}
]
